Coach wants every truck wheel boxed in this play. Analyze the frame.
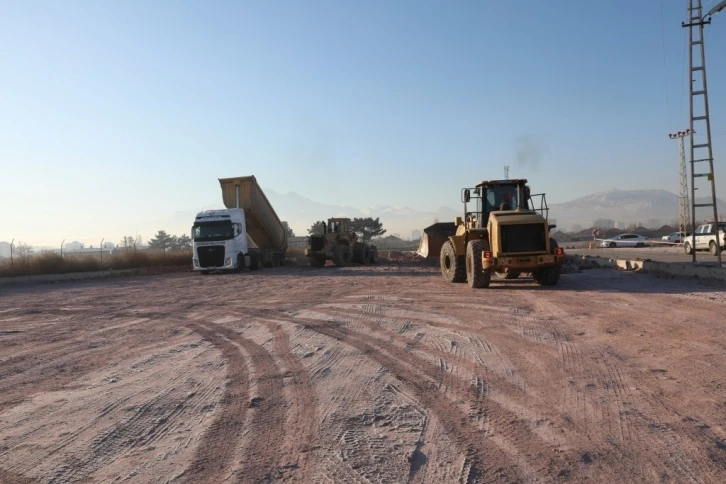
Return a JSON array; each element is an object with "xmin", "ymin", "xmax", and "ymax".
[
  {"xmin": 235, "ymin": 254, "xmax": 244, "ymax": 273},
  {"xmin": 368, "ymin": 245, "xmax": 378, "ymax": 264},
  {"xmin": 333, "ymin": 245, "xmax": 352, "ymax": 267},
  {"xmin": 440, "ymin": 240, "xmax": 466, "ymax": 283},
  {"xmin": 250, "ymin": 253, "xmax": 261, "ymax": 270},
  {"xmin": 466, "ymin": 239, "xmax": 491, "ymax": 288},
  {"xmin": 710, "ymin": 241, "xmax": 719, "ymax": 256},
  {"xmin": 534, "ymin": 266, "xmax": 560, "ymax": 286},
  {"xmin": 359, "ymin": 244, "xmax": 371, "ymax": 265}
]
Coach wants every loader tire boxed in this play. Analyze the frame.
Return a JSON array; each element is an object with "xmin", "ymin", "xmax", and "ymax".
[
  {"xmin": 440, "ymin": 241, "xmax": 466, "ymax": 283},
  {"xmin": 333, "ymin": 244, "xmax": 353, "ymax": 267},
  {"xmin": 534, "ymin": 266, "xmax": 560, "ymax": 286},
  {"xmin": 359, "ymin": 244, "xmax": 371, "ymax": 265},
  {"xmin": 369, "ymin": 245, "xmax": 378, "ymax": 263},
  {"xmin": 466, "ymin": 239, "xmax": 491, "ymax": 288}
]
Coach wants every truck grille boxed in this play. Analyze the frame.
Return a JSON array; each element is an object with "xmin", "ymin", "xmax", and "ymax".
[
  {"xmin": 197, "ymin": 245, "xmax": 225, "ymax": 267},
  {"xmin": 500, "ymin": 224, "xmax": 547, "ymax": 253}
]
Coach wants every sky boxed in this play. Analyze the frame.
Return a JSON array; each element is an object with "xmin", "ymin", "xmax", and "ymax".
[{"xmin": 1, "ymin": 0, "xmax": 725, "ymax": 246}]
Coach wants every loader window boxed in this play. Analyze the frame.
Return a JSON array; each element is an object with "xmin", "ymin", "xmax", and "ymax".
[{"xmin": 486, "ymin": 186, "xmax": 518, "ymax": 212}]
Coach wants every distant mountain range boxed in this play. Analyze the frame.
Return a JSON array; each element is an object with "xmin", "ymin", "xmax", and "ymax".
[
  {"xmin": 159, "ymin": 188, "xmax": 726, "ymax": 239},
  {"xmin": 548, "ymin": 189, "xmax": 726, "ymax": 230}
]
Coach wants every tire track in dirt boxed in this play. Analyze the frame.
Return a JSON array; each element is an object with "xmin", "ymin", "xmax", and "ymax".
[
  {"xmin": 329, "ymin": 305, "xmax": 585, "ymax": 476},
  {"xmin": 258, "ymin": 319, "xmax": 319, "ymax": 482},
  {"xmin": 183, "ymin": 323, "xmax": 251, "ymax": 483},
  {"xmin": 187, "ymin": 322, "xmax": 290, "ymax": 482},
  {"xmin": 0, "ymin": 318, "xmax": 177, "ymax": 414},
  {"xmin": 515, "ymin": 288, "xmax": 723, "ymax": 482},
  {"xmin": 0, "ymin": 468, "xmax": 36, "ymax": 484},
  {"xmin": 277, "ymin": 309, "xmax": 574, "ymax": 481}
]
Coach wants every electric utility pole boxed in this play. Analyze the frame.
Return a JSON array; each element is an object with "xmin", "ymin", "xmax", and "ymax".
[
  {"xmin": 669, "ymin": 129, "xmax": 692, "ymax": 239},
  {"xmin": 683, "ymin": 0, "xmax": 720, "ymax": 265}
]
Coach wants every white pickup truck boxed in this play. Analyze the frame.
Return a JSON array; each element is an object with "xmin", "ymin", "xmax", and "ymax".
[{"xmin": 684, "ymin": 222, "xmax": 726, "ymax": 255}]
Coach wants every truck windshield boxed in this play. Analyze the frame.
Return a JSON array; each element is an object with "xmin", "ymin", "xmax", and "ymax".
[{"xmin": 192, "ymin": 223, "xmax": 234, "ymax": 241}]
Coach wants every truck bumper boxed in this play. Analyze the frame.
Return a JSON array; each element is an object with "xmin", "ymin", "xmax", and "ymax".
[
  {"xmin": 483, "ymin": 253, "xmax": 565, "ymax": 271},
  {"xmin": 192, "ymin": 257, "xmax": 236, "ymax": 271}
]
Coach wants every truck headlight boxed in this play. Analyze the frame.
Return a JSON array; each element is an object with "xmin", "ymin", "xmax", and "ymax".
[
  {"xmin": 224, "ymin": 257, "xmax": 233, "ymax": 267},
  {"xmin": 193, "ymin": 259, "xmax": 200, "ymax": 268}
]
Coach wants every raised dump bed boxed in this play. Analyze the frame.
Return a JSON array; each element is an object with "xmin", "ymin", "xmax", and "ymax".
[{"xmin": 218, "ymin": 175, "xmax": 288, "ymax": 266}]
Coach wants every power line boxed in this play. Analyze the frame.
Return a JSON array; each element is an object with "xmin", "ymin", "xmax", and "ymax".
[{"xmin": 659, "ymin": 0, "xmax": 670, "ymax": 119}]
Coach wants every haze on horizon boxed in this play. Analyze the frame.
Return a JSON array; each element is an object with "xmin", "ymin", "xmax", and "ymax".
[{"xmin": 1, "ymin": 0, "xmax": 725, "ymax": 247}]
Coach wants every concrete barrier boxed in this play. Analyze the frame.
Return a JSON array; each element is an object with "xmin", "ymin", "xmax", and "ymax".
[{"xmin": 565, "ymin": 254, "xmax": 726, "ymax": 281}]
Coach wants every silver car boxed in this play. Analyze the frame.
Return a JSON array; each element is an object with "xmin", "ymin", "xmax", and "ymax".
[{"xmin": 600, "ymin": 233, "xmax": 650, "ymax": 248}]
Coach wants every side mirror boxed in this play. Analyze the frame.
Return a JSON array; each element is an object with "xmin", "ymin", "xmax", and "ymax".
[
  {"xmin": 464, "ymin": 189, "xmax": 471, "ymax": 203},
  {"xmin": 548, "ymin": 224, "xmax": 557, "ymax": 231}
]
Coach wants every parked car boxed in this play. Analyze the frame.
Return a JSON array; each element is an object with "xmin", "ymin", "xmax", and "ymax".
[
  {"xmin": 684, "ymin": 222, "xmax": 726, "ymax": 255},
  {"xmin": 600, "ymin": 233, "xmax": 650, "ymax": 248},
  {"xmin": 661, "ymin": 231, "xmax": 689, "ymax": 243}
]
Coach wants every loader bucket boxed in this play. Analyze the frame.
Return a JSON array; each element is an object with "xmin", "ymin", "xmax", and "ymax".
[{"xmin": 417, "ymin": 222, "xmax": 457, "ymax": 259}]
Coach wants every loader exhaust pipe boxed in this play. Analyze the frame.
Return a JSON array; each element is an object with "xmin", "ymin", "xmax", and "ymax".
[{"xmin": 235, "ymin": 184, "xmax": 240, "ymax": 209}]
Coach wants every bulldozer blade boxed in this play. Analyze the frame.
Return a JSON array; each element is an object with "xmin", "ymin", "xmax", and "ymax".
[{"xmin": 417, "ymin": 222, "xmax": 457, "ymax": 259}]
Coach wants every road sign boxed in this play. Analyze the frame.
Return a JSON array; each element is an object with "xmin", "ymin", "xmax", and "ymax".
[{"xmin": 592, "ymin": 229, "xmax": 599, "ymax": 238}]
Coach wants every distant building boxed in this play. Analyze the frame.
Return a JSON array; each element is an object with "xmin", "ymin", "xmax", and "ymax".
[
  {"xmin": 571, "ymin": 224, "xmax": 583, "ymax": 233},
  {"xmin": 103, "ymin": 242, "xmax": 115, "ymax": 249},
  {"xmin": 64, "ymin": 241, "xmax": 85, "ymax": 251},
  {"xmin": 593, "ymin": 218, "xmax": 615, "ymax": 230},
  {"xmin": 0, "ymin": 241, "xmax": 10, "ymax": 258}
]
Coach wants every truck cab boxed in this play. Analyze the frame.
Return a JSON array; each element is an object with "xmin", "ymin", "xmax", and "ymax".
[{"xmin": 192, "ymin": 209, "xmax": 259, "ymax": 273}]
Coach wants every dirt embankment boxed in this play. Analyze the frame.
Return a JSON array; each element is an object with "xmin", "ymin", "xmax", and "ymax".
[{"xmin": 1, "ymin": 264, "xmax": 726, "ymax": 482}]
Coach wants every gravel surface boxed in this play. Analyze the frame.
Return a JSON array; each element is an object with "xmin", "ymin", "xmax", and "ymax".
[{"xmin": 1, "ymin": 262, "xmax": 725, "ymax": 483}]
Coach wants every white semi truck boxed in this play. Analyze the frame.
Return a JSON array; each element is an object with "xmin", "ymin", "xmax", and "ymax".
[{"xmin": 192, "ymin": 176, "xmax": 288, "ymax": 274}]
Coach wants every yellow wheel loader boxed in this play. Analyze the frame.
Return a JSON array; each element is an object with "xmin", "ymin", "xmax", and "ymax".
[
  {"xmin": 418, "ymin": 179, "xmax": 565, "ymax": 288},
  {"xmin": 305, "ymin": 218, "xmax": 379, "ymax": 267}
]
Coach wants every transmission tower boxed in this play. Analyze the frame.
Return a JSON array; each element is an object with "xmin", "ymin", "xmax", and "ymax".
[
  {"xmin": 669, "ymin": 129, "xmax": 692, "ymax": 238},
  {"xmin": 504, "ymin": 165, "xmax": 510, "ymax": 180},
  {"xmin": 683, "ymin": 0, "xmax": 720, "ymax": 265}
]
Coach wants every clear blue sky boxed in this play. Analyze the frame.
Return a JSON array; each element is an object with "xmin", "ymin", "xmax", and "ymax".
[{"xmin": 1, "ymin": 0, "xmax": 725, "ymax": 245}]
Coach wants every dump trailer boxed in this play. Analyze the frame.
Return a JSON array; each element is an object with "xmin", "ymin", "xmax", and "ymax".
[
  {"xmin": 191, "ymin": 176, "xmax": 287, "ymax": 274},
  {"xmin": 419, "ymin": 179, "xmax": 565, "ymax": 288}
]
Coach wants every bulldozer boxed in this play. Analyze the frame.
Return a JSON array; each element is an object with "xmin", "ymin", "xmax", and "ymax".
[
  {"xmin": 418, "ymin": 179, "xmax": 565, "ymax": 288},
  {"xmin": 305, "ymin": 217, "xmax": 379, "ymax": 267}
]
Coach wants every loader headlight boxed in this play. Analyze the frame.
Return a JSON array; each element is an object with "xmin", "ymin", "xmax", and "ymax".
[{"xmin": 224, "ymin": 257, "xmax": 233, "ymax": 267}]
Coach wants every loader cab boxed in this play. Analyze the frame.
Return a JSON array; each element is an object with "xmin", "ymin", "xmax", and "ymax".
[
  {"xmin": 327, "ymin": 218, "xmax": 351, "ymax": 234},
  {"xmin": 462, "ymin": 179, "xmax": 530, "ymax": 228}
]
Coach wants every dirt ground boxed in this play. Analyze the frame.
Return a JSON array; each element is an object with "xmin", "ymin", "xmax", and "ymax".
[{"xmin": 1, "ymin": 260, "xmax": 726, "ymax": 483}]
